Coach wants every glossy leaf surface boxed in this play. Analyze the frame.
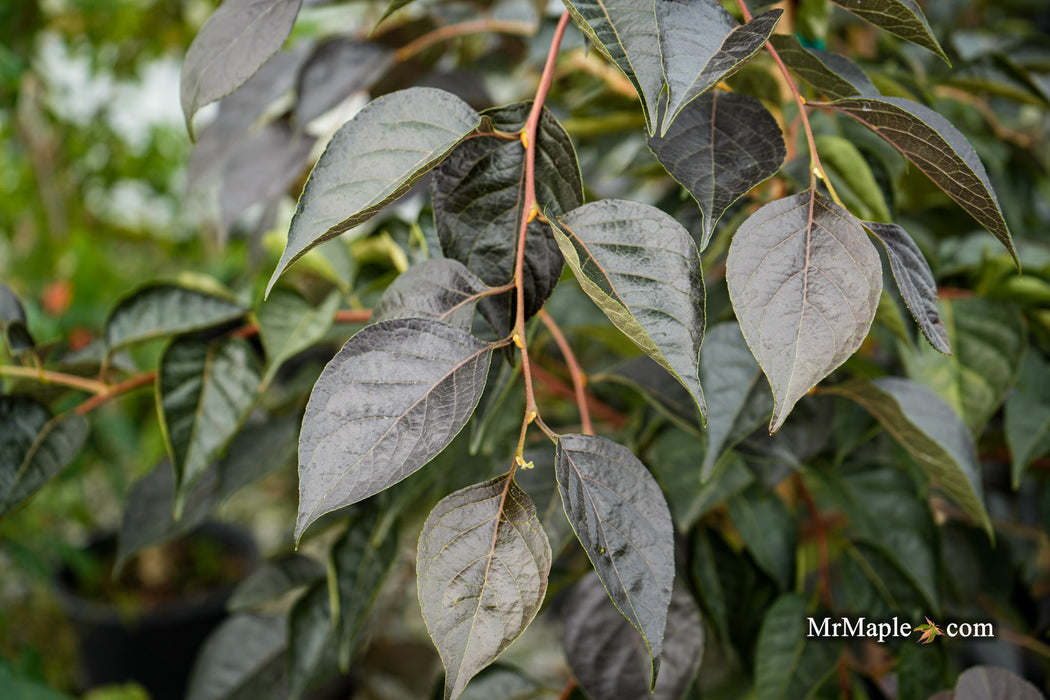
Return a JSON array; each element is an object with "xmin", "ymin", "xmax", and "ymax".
[{"xmin": 106, "ymin": 284, "xmax": 246, "ymax": 351}]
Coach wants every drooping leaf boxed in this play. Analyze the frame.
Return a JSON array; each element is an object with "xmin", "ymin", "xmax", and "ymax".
[
  {"xmin": 180, "ymin": 0, "xmax": 304, "ymax": 135},
  {"xmin": 864, "ymin": 221, "xmax": 950, "ymax": 354},
  {"xmin": 562, "ymin": 0, "xmax": 664, "ymax": 133},
  {"xmin": 186, "ymin": 614, "xmax": 288, "ymax": 700},
  {"xmin": 330, "ymin": 505, "xmax": 398, "ymax": 667},
  {"xmin": 699, "ymin": 322, "xmax": 771, "ymax": 478},
  {"xmin": 227, "ymin": 554, "xmax": 326, "ymax": 612},
  {"xmin": 563, "ymin": 573, "xmax": 702, "ymax": 700},
  {"xmin": 825, "ymin": 377, "xmax": 990, "ymax": 535},
  {"xmin": 814, "ymin": 135, "xmax": 892, "ymax": 222},
  {"xmin": 656, "ymin": 2, "xmax": 782, "ymax": 132},
  {"xmin": 824, "ymin": 96, "xmax": 1016, "ymax": 264},
  {"xmin": 434, "ymin": 102, "xmax": 582, "ymax": 336},
  {"xmin": 296, "ymin": 318, "xmax": 492, "ymax": 540},
  {"xmin": 728, "ymin": 486, "xmax": 796, "ymax": 591},
  {"xmin": 0, "ymin": 397, "xmax": 87, "ymax": 518},
  {"xmin": 900, "ymin": 298, "xmax": 1025, "ymax": 433},
  {"xmin": 1005, "ymin": 351, "xmax": 1050, "ymax": 487},
  {"xmin": 550, "ymin": 199, "xmax": 706, "ymax": 416},
  {"xmin": 754, "ymin": 594, "xmax": 841, "ymax": 700},
  {"xmin": 555, "ymin": 434, "xmax": 675, "ymax": 685},
  {"xmin": 768, "ymin": 34, "xmax": 876, "ymax": 100},
  {"xmin": 157, "ymin": 337, "xmax": 261, "ymax": 511},
  {"xmin": 294, "ymin": 38, "xmax": 393, "ymax": 128},
  {"xmin": 829, "ymin": 0, "xmax": 949, "ymax": 64},
  {"xmin": 288, "ymin": 580, "xmax": 339, "ymax": 698},
  {"xmin": 105, "ymin": 283, "xmax": 247, "ymax": 351},
  {"xmin": 372, "ymin": 258, "xmax": 488, "ymax": 332},
  {"xmin": 726, "ymin": 190, "xmax": 882, "ymax": 432},
  {"xmin": 0, "ymin": 284, "xmax": 34, "ymax": 353},
  {"xmin": 257, "ymin": 289, "xmax": 340, "ymax": 388},
  {"xmin": 417, "ymin": 474, "xmax": 551, "ymax": 700},
  {"xmin": 649, "ymin": 91, "xmax": 786, "ymax": 248},
  {"xmin": 952, "ymin": 665, "xmax": 1043, "ymax": 700},
  {"xmin": 267, "ymin": 88, "xmax": 484, "ymax": 294}
]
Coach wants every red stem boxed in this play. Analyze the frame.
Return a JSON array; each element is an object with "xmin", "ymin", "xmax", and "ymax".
[
  {"xmin": 539, "ymin": 309, "xmax": 593, "ymax": 435},
  {"xmin": 74, "ymin": 371, "xmax": 157, "ymax": 416}
]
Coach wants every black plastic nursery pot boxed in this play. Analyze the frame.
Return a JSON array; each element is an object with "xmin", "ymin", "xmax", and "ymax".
[{"xmin": 54, "ymin": 521, "xmax": 258, "ymax": 700}]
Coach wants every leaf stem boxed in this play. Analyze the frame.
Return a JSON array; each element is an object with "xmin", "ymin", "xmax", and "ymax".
[
  {"xmin": 74, "ymin": 371, "xmax": 157, "ymax": 416},
  {"xmin": 556, "ymin": 678, "xmax": 578, "ymax": 700},
  {"xmin": 0, "ymin": 365, "xmax": 110, "ymax": 394},
  {"xmin": 539, "ymin": 309, "xmax": 593, "ymax": 435}
]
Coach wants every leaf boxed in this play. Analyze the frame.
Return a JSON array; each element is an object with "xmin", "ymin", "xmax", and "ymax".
[
  {"xmin": 829, "ymin": 0, "xmax": 949, "ymax": 65},
  {"xmin": 186, "ymin": 615, "xmax": 287, "ymax": 700},
  {"xmin": 900, "ymin": 298, "xmax": 1025, "ymax": 433},
  {"xmin": 648, "ymin": 91, "xmax": 786, "ymax": 249},
  {"xmin": 825, "ymin": 377, "xmax": 990, "ymax": 535},
  {"xmin": 563, "ymin": 573, "xmax": 703, "ymax": 700},
  {"xmin": 267, "ymin": 88, "xmax": 483, "ymax": 294},
  {"xmin": 864, "ymin": 222, "xmax": 950, "ymax": 354},
  {"xmin": 0, "ymin": 398, "xmax": 87, "ymax": 518},
  {"xmin": 1005, "ymin": 352, "xmax": 1050, "ymax": 487},
  {"xmin": 294, "ymin": 38, "xmax": 393, "ymax": 128},
  {"xmin": 157, "ymin": 337, "xmax": 261, "ymax": 512},
  {"xmin": 216, "ymin": 412, "xmax": 301, "ymax": 500},
  {"xmin": 952, "ymin": 665, "xmax": 1044, "ymax": 700},
  {"xmin": 372, "ymin": 259, "xmax": 488, "ymax": 332},
  {"xmin": 0, "ymin": 283, "xmax": 34, "ymax": 353},
  {"xmin": 562, "ymin": 0, "xmax": 664, "ymax": 133},
  {"xmin": 296, "ymin": 318, "xmax": 492, "ymax": 540},
  {"xmin": 645, "ymin": 428, "xmax": 707, "ymax": 532},
  {"xmin": 375, "ymin": 0, "xmax": 415, "ymax": 29},
  {"xmin": 814, "ymin": 135, "xmax": 892, "ymax": 223},
  {"xmin": 288, "ymin": 580, "xmax": 339, "ymax": 698},
  {"xmin": 754, "ymin": 594, "xmax": 841, "ymax": 700},
  {"xmin": 105, "ymin": 283, "xmax": 247, "ymax": 351},
  {"xmin": 417, "ymin": 474, "xmax": 551, "ymax": 700},
  {"xmin": 728, "ymin": 486, "xmax": 796, "ymax": 590},
  {"xmin": 768, "ymin": 34, "xmax": 876, "ymax": 100},
  {"xmin": 180, "ymin": 0, "xmax": 304, "ymax": 136},
  {"xmin": 555, "ymin": 434, "xmax": 675, "ymax": 685},
  {"xmin": 330, "ymin": 505, "xmax": 398, "ymax": 666},
  {"xmin": 434, "ymin": 102, "xmax": 582, "ymax": 336},
  {"xmin": 550, "ymin": 199, "xmax": 706, "ymax": 416},
  {"xmin": 228, "ymin": 554, "xmax": 326, "ymax": 612},
  {"xmin": 656, "ymin": 2, "xmax": 782, "ymax": 132},
  {"xmin": 257, "ymin": 289, "xmax": 339, "ymax": 388},
  {"xmin": 700, "ymin": 322, "xmax": 771, "ymax": 478},
  {"xmin": 726, "ymin": 190, "xmax": 882, "ymax": 432},
  {"xmin": 458, "ymin": 665, "xmax": 548, "ymax": 700},
  {"xmin": 824, "ymin": 96, "xmax": 1016, "ymax": 265}
]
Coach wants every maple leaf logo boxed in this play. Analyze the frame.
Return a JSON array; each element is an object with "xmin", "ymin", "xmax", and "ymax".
[{"xmin": 914, "ymin": 617, "xmax": 944, "ymax": 644}]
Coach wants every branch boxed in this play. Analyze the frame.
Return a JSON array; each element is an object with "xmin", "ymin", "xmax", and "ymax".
[
  {"xmin": 539, "ymin": 309, "xmax": 593, "ymax": 435},
  {"xmin": 394, "ymin": 18, "xmax": 536, "ymax": 62},
  {"xmin": 0, "ymin": 365, "xmax": 109, "ymax": 394},
  {"xmin": 74, "ymin": 371, "xmax": 156, "ymax": 416}
]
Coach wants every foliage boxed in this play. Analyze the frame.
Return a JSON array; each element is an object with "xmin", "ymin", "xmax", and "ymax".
[{"xmin": 3, "ymin": 0, "xmax": 1050, "ymax": 699}]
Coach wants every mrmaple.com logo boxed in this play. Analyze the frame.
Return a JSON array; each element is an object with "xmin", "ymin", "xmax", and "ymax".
[{"xmin": 807, "ymin": 616, "xmax": 994, "ymax": 644}]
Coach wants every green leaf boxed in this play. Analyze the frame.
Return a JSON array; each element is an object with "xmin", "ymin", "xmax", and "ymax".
[
  {"xmin": 435, "ymin": 103, "xmax": 582, "ymax": 336},
  {"xmin": 726, "ymin": 190, "xmax": 882, "ymax": 432},
  {"xmin": 649, "ymin": 91, "xmax": 786, "ymax": 249},
  {"xmin": 1005, "ymin": 352, "xmax": 1050, "ymax": 487},
  {"xmin": 814, "ymin": 135, "xmax": 892, "ymax": 222},
  {"xmin": 157, "ymin": 337, "xmax": 261, "ymax": 512},
  {"xmin": 267, "ymin": 88, "xmax": 483, "ymax": 294},
  {"xmin": 839, "ymin": 540, "xmax": 930, "ymax": 619},
  {"xmin": 699, "ymin": 322, "xmax": 771, "ymax": 478},
  {"xmin": 728, "ymin": 486, "xmax": 796, "ymax": 590},
  {"xmin": 824, "ymin": 96, "xmax": 1016, "ymax": 265},
  {"xmin": 900, "ymin": 298, "xmax": 1025, "ymax": 433},
  {"xmin": 951, "ymin": 665, "xmax": 1043, "ymax": 700},
  {"xmin": 180, "ymin": 0, "xmax": 303, "ymax": 136},
  {"xmin": 330, "ymin": 505, "xmax": 398, "ymax": 667},
  {"xmin": 550, "ymin": 199, "xmax": 706, "ymax": 417},
  {"xmin": 555, "ymin": 434, "xmax": 675, "ymax": 686},
  {"xmin": 227, "ymin": 554, "xmax": 326, "ymax": 612},
  {"xmin": 257, "ymin": 290, "xmax": 339, "ymax": 389},
  {"xmin": 105, "ymin": 283, "xmax": 247, "ymax": 351},
  {"xmin": 417, "ymin": 474, "xmax": 551, "ymax": 700},
  {"xmin": 769, "ymin": 34, "xmax": 876, "ymax": 100},
  {"xmin": 296, "ymin": 318, "xmax": 492, "ymax": 540},
  {"xmin": 0, "ymin": 284, "xmax": 34, "ymax": 353},
  {"xmin": 0, "ymin": 397, "xmax": 87, "ymax": 518},
  {"xmin": 656, "ymin": 2, "xmax": 782, "ymax": 133},
  {"xmin": 216, "ymin": 413, "xmax": 301, "ymax": 500},
  {"xmin": 825, "ymin": 377, "xmax": 990, "ymax": 535},
  {"xmin": 896, "ymin": 634, "xmax": 949, "ymax": 700},
  {"xmin": 754, "ymin": 594, "xmax": 840, "ymax": 700},
  {"xmin": 186, "ymin": 615, "xmax": 287, "ymax": 700},
  {"xmin": 288, "ymin": 580, "xmax": 339, "ymax": 698},
  {"xmin": 562, "ymin": 0, "xmax": 664, "ymax": 133},
  {"xmin": 645, "ymin": 427, "xmax": 707, "ymax": 532},
  {"xmin": 458, "ymin": 665, "xmax": 548, "ymax": 700},
  {"xmin": 864, "ymin": 222, "xmax": 951, "ymax": 354},
  {"xmin": 375, "ymin": 0, "xmax": 415, "ymax": 29},
  {"xmin": 829, "ymin": 0, "xmax": 949, "ymax": 65},
  {"xmin": 563, "ymin": 573, "xmax": 703, "ymax": 700},
  {"xmin": 372, "ymin": 258, "xmax": 487, "ymax": 332}
]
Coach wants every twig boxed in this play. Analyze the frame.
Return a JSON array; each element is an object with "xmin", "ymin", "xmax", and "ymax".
[
  {"xmin": 394, "ymin": 18, "xmax": 536, "ymax": 62},
  {"xmin": 0, "ymin": 366, "xmax": 109, "ymax": 394},
  {"xmin": 74, "ymin": 371, "xmax": 156, "ymax": 416},
  {"xmin": 539, "ymin": 309, "xmax": 593, "ymax": 435}
]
